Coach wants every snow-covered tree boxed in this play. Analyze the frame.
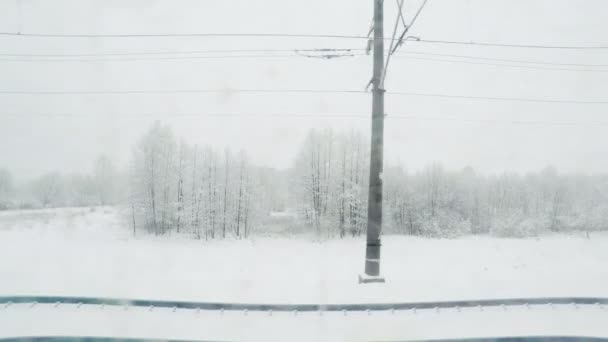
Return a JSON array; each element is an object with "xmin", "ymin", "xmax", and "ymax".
[
  {"xmin": 0, "ymin": 168, "xmax": 13, "ymax": 209},
  {"xmin": 32, "ymin": 172, "xmax": 65, "ymax": 208},
  {"xmin": 93, "ymin": 155, "xmax": 117, "ymax": 205},
  {"xmin": 291, "ymin": 128, "xmax": 368, "ymax": 238},
  {"xmin": 129, "ymin": 122, "xmax": 268, "ymax": 239},
  {"xmin": 131, "ymin": 121, "xmax": 177, "ymax": 235}
]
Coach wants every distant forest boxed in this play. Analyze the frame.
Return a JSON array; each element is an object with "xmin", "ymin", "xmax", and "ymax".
[{"xmin": 1, "ymin": 122, "xmax": 607, "ymax": 238}]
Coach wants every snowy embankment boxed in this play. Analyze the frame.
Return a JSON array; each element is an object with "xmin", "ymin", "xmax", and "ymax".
[{"xmin": 0, "ymin": 206, "xmax": 607, "ymax": 305}]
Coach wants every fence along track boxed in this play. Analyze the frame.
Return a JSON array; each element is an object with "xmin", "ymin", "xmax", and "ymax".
[
  {"xmin": 0, "ymin": 337, "xmax": 607, "ymax": 342},
  {"xmin": 1, "ymin": 295, "xmax": 607, "ymax": 312}
]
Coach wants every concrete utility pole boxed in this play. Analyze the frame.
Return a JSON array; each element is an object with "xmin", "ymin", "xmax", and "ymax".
[{"xmin": 360, "ymin": 0, "xmax": 385, "ymax": 284}]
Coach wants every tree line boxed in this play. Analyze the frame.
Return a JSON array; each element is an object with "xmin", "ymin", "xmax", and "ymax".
[
  {"xmin": 382, "ymin": 164, "xmax": 608, "ymax": 237},
  {"xmin": 0, "ymin": 155, "xmax": 120, "ymax": 210},
  {"xmin": 290, "ymin": 129, "xmax": 608, "ymax": 238},
  {"xmin": 128, "ymin": 122, "xmax": 268, "ymax": 239},
  {"xmin": 2, "ymin": 123, "xmax": 608, "ymax": 238}
]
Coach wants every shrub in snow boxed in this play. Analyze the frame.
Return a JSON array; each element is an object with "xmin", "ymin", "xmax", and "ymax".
[
  {"xmin": 490, "ymin": 214, "xmax": 546, "ymax": 238},
  {"xmin": 418, "ymin": 213, "xmax": 471, "ymax": 238},
  {"xmin": 585, "ymin": 204, "xmax": 608, "ymax": 231}
]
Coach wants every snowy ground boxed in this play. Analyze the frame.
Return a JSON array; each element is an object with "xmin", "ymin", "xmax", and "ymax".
[
  {"xmin": 1, "ymin": 206, "xmax": 608, "ymax": 341},
  {"xmin": 1, "ymin": 206, "xmax": 607, "ymax": 305}
]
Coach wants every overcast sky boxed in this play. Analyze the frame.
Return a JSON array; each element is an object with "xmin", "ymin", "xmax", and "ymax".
[{"xmin": 1, "ymin": 0, "xmax": 608, "ymax": 179}]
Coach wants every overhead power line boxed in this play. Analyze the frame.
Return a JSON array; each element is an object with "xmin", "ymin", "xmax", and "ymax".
[
  {"xmin": 390, "ymin": 115, "xmax": 608, "ymax": 127},
  {"xmin": 390, "ymin": 0, "xmax": 430, "ymax": 55},
  {"xmin": 4, "ymin": 30, "xmax": 608, "ymax": 49},
  {"xmin": 5, "ymin": 111, "xmax": 608, "ymax": 127},
  {"xmin": 4, "ymin": 52, "xmax": 608, "ymax": 74},
  {"xmin": 0, "ymin": 89, "xmax": 366, "ymax": 95},
  {"xmin": 382, "ymin": 0, "xmax": 408, "ymax": 87},
  {"xmin": 395, "ymin": 51, "xmax": 608, "ymax": 68},
  {"xmin": 410, "ymin": 38, "xmax": 608, "ymax": 50},
  {"xmin": 388, "ymin": 91, "xmax": 608, "ymax": 105},
  {"xmin": 0, "ymin": 48, "xmax": 365, "ymax": 57},
  {"xmin": 393, "ymin": 55, "xmax": 608, "ymax": 73},
  {"xmin": 0, "ymin": 48, "xmax": 362, "ymax": 62},
  {"xmin": 2, "ymin": 88, "xmax": 607, "ymax": 105},
  {"xmin": 0, "ymin": 31, "xmax": 372, "ymax": 39},
  {"xmin": 0, "ymin": 54, "xmax": 310, "ymax": 62},
  {"xmin": 3, "ymin": 112, "xmax": 369, "ymax": 119},
  {"xmin": 2, "ymin": 48, "xmax": 608, "ymax": 72},
  {"xmin": 294, "ymin": 48, "xmax": 356, "ymax": 59},
  {"xmin": 1, "ymin": 47, "xmax": 606, "ymax": 68}
]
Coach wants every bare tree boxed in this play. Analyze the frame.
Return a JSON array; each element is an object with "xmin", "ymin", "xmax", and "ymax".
[
  {"xmin": 93, "ymin": 155, "xmax": 116, "ymax": 206},
  {"xmin": 222, "ymin": 148, "xmax": 232, "ymax": 239},
  {"xmin": 0, "ymin": 169, "xmax": 14, "ymax": 209}
]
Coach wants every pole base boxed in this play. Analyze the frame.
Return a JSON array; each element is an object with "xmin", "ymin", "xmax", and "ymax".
[{"xmin": 358, "ymin": 274, "xmax": 386, "ymax": 284}]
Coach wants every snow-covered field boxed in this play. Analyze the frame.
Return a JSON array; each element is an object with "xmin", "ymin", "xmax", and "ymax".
[
  {"xmin": 2, "ymin": 206, "xmax": 608, "ymax": 341},
  {"xmin": 1, "ymin": 206, "xmax": 607, "ymax": 305}
]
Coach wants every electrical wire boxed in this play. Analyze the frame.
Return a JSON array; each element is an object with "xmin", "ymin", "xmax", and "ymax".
[
  {"xmin": 0, "ymin": 32, "xmax": 372, "ymax": 39},
  {"xmin": 2, "ymin": 112, "xmax": 369, "ymax": 119},
  {"xmin": 2, "ymin": 49, "xmax": 608, "ymax": 73},
  {"xmin": 387, "ymin": 91, "xmax": 608, "ymax": 104},
  {"xmin": 3, "ymin": 51, "xmax": 608, "ymax": 74},
  {"xmin": 395, "ymin": 51, "xmax": 608, "ymax": 68},
  {"xmin": 294, "ymin": 49, "xmax": 356, "ymax": 59},
  {"xmin": 382, "ymin": 0, "xmax": 406, "ymax": 87},
  {"xmin": 5, "ymin": 111, "xmax": 608, "ymax": 127},
  {"xmin": 0, "ymin": 54, "xmax": 307, "ymax": 62},
  {"xmin": 411, "ymin": 38, "xmax": 608, "ymax": 50},
  {"xmin": 391, "ymin": 0, "xmax": 430, "ymax": 55},
  {"xmin": 2, "ymin": 88, "xmax": 606, "ymax": 105},
  {"xmin": 383, "ymin": 0, "xmax": 430, "ymax": 86},
  {"xmin": 4, "ymin": 30, "xmax": 608, "ymax": 50},
  {"xmin": 0, "ymin": 48, "xmax": 366, "ymax": 57},
  {"xmin": 392, "ymin": 55, "xmax": 608, "ymax": 73},
  {"xmin": 0, "ymin": 89, "xmax": 367, "ymax": 95}
]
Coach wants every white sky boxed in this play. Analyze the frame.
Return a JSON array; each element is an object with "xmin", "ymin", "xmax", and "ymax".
[{"xmin": 1, "ymin": 0, "xmax": 608, "ymax": 179}]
